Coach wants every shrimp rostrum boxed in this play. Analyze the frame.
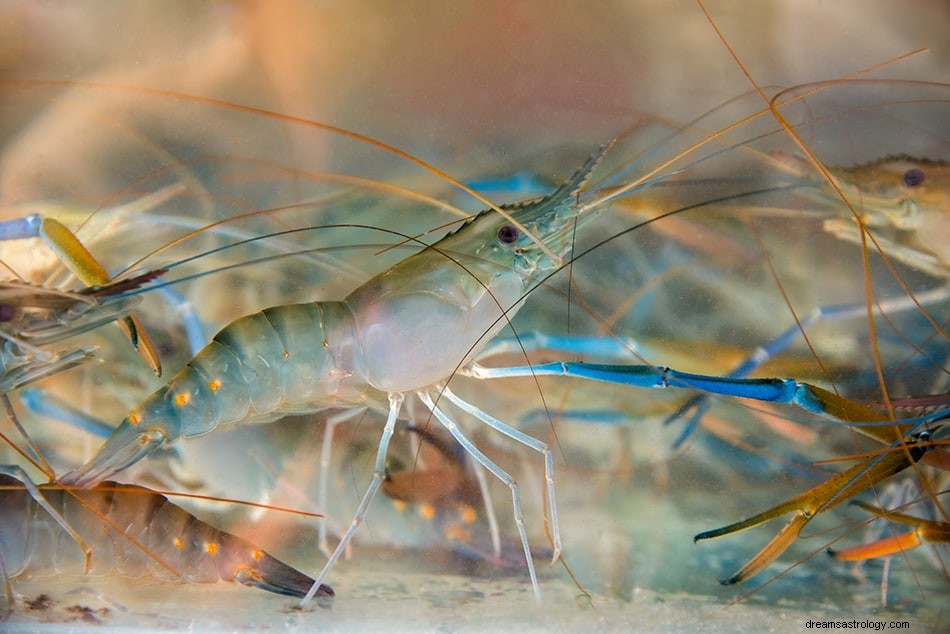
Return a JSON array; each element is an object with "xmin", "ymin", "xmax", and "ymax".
[
  {"xmin": 63, "ymin": 142, "xmax": 614, "ymax": 602},
  {"xmin": 0, "ymin": 466, "xmax": 334, "ymax": 615}
]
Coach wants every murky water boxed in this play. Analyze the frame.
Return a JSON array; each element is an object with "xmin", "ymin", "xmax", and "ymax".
[{"xmin": 1, "ymin": 2, "xmax": 947, "ymax": 631}]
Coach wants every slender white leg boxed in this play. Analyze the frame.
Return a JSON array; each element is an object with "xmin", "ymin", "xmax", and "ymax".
[
  {"xmin": 417, "ymin": 391, "xmax": 542, "ymax": 603},
  {"xmin": 469, "ymin": 457, "xmax": 502, "ymax": 559},
  {"xmin": 439, "ymin": 386, "xmax": 560, "ymax": 565},
  {"xmin": 317, "ymin": 406, "xmax": 367, "ymax": 558},
  {"xmin": 302, "ymin": 394, "xmax": 403, "ymax": 606},
  {"xmin": 0, "ymin": 465, "xmax": 91, "ymax": 572}
]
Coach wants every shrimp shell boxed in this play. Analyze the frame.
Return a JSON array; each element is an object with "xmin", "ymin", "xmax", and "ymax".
[{"xmin": 0, "ymin": 475, "xmax": 334, "ymax": 607}]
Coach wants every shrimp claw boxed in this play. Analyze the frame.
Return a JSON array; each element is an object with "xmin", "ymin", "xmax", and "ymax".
[
  {"xmin": 694, "ymin": 431, "xmax": 933, "ymax": 585},
  {"xmin": 828, "ymin": 500, "xmax": 950, "ymax": 562}
]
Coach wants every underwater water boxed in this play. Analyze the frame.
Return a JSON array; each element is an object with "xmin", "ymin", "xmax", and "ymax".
[{"xmin": 1, "ymin": 1, "xmax": 948, "ymax": 632}]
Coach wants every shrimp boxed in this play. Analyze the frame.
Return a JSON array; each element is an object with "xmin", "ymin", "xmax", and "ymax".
[
  {"xmin": 2, "ymin": 2, "xmax": 949, "ymax": 624},
  {"xmin": 770, "ymin": 153, "xmax": 950, "ymax": 278},
  {"xmin": 61, "ymin": 141, "xmax": 614, "ymax": 603},
  {"xmin": 0, "ymin": 465, "xmax": 334, "ymax": 617}
]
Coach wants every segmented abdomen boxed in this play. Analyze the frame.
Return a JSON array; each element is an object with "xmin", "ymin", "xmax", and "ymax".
[
  {"xmin": 0, "ymin": 476, "xmax": 331, "ymax": 602},
  {"xmin": 127, "ymin": 301, "xmax": 368, "ymax": 440}
]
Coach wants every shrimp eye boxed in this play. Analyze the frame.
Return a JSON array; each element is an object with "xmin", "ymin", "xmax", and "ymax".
[
  {"xmin": 0, "ymin": 303, "xmax": 17, "ymax": 322},
  {"xmin": 497, "ymin": 224, "xmax": 520, "ymax": 244},
  {"xmin": 903, "ymin": 167, "xmax": 925, "ymax": 187}
]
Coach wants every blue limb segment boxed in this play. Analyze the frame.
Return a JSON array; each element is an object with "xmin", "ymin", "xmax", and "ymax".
[
  {"xmin": 463, "ymin": 173, "xmax": 550, "ymax": 202},
  {"xmin": 20, "ymin": 387, "xmax": 114, "ymax": 439},
  {"xmin": 664, "ymin": 395, "xmax": 710, "ymax": 450},
  {"xmin": 154, "ymin": 286, "xmax": 206, "ymax": 355},
  {"xmin": 662, "ymin": 300, "xmax": 905, "ymax": 448},
  {"xmin": 519, "ymin": 408, "xmax": 631, "ymax": 427},
  {"xmin": 477, "ymin": 331, "xmax": 641, "ymax": 361},
  {"xmin": 470, "ymin": 361, "xmax": 832, "ymax": 416},
  {"xmin": 0, "ymin": 214, "xmax": 42, "ymax": 239}
]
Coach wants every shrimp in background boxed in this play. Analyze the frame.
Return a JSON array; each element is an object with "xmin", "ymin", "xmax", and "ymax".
[
  {"xmin": 0, "ymin": 1, "xmax": 948, "ymax": 630},
  {"xmin": 0, "ymin": 468, "xmax": 335, "ymax": 618}
]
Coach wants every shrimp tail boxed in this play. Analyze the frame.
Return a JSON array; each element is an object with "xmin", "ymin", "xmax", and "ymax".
[
  {"xmin": 232, "ymin": 550, "xmax": 335, "ymax": 606},
  {"xmin": 60, "ymin": 419, "xmax": 170, "ymax": 487}
]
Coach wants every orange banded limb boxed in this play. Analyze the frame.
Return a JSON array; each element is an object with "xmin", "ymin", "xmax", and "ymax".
[{"xmin": 828, "ymin": 500, "xmax": 950, "ymax": 562}]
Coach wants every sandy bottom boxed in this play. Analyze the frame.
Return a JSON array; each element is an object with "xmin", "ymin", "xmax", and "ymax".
[
  {"xmin": 6, "ymin": 565, "xmax": 943, "ymax": 634},
  {"xmin": 5, "ymin": 478, "xmax": 945, "ymax": 633}
]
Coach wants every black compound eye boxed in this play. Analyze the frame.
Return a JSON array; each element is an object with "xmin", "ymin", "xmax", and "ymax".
[
  {"xmin": 497, "ymin": 224, "xmax": 520, "ymax": 244},
  {"xmin": 0, "ymin": 303, "xmax": 17, "ymax": 322},
  {"xmin": 903, "ymin": 167, "xmax": 925, "ymax": 187}
]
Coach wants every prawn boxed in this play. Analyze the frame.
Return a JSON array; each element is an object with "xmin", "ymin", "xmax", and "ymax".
[
  {"xmin": 61, "ymin": 141, "xmax": 615, "ymax": 603},
  {"xmin": 50, "ymin": 67, "xmax": 950, "ymax": 605},
  {"xmin": 768, "ymin": 153, "xmax": 950, "ymax": 278},
  {"xmin": 0, "ymin": 466, "xmax": 335, "ymax": 617}
]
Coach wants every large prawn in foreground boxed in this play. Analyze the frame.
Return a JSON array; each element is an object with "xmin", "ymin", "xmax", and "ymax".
[{"xmin": 62, "ymin": 142, "xmax": 615, "ymax": 602}]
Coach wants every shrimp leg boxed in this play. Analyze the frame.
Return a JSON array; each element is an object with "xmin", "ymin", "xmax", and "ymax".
[
  {"xmin": 663, "ymin": 283, "xmax": 950, "ymax": 447},
  {"xmin": 18, "ymin": 387, "xmax": 115, "ymax": 439},
  {"xmin": 467, "ymin": 359, "xmax": 948, "ymax": 583},
  {"xmin": 693, "ymin": 430, "xmax": 934, "ymax": 584},
  {"xmin": 417, "ymin": 391, "xmax": 541, "ymax": 600},
  {"xmin": 316, "ymin": 407, "xmax": 368, "ymax": 558},
  {"xmin": 436, "ymin": 386, "xmax": 560, "ymax": 566},
  {"xmin": 465, "ymin": 360, "xmax": 913, "ymax": 435},
  {"xmin": 302, "ymin": 393, "xmax": 404, "ymax": 605},
  {"xmin": 828, "ymin": 500, "xmax": 950, "ymax": 562},
  {"xmin": 380, "ymin": 425, "xmax": 514, "ymax": 568}
]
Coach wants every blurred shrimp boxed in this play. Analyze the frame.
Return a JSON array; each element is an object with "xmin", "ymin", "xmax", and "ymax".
[{"xmin": 0, "ymin": 466, "xmax": 335, "ymax": 618}]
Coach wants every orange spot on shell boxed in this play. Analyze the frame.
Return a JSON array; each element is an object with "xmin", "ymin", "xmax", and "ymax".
[
  {"xmin": 204, "ymin": 542, "xmax": 218, "ymax": 555},
  {"xmin": 173, "ymin": 393, "xmax": 190, "ymax": 407},
  {"xmin": 444, "ymin": 525, "xmax": 471, "ymax": 543},
  {"xmin": 208, "ymin": 380, "xmax": 222, "ymax": 392},
  {"xmin": 420, "ymin": 504, "xmax": 436, "ymax": 521},
  {"xmin": 174, "ymin": 537, "xmax": 183, "ymax": 550},
  {"xmin": 460, "ymin": 505, "xmax": 477, "ymax": 525},
  {"xmin": 252, "ymin": 549, "xmax": 263, "ymax": 561},
  {"xmin": 127, "ymin": 414, "xmax": 141, "ymax": 426}
]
